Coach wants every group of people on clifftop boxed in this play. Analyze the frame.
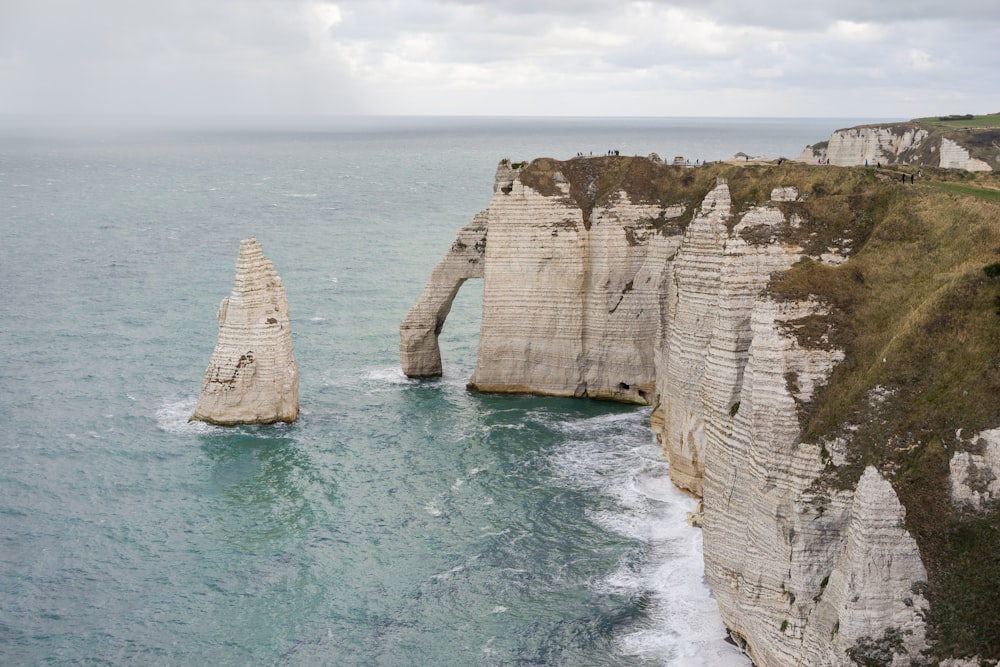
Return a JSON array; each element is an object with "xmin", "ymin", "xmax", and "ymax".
[{"xmin": 862, "ymin": 158, "xmax": 923, "ymax": 182}]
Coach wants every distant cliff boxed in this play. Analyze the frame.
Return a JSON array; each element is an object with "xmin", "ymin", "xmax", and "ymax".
[
  {"xmin": 798, "ymin": 115, "xmax": 1000, "ymax": 172},
  {"xmin": 402, "ymin": 156, "xmax": 1000, "ymax": 665}
]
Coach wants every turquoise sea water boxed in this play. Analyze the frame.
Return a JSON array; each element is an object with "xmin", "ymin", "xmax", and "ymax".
[{"xmin": 1, "ymin": 117, "xmax": 855, "ymax": 665}]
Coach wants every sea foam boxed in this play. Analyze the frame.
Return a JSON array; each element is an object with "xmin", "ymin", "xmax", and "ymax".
[{"xmin": 547, "ymin": 409, "xmax": 750, "ymax": 666}]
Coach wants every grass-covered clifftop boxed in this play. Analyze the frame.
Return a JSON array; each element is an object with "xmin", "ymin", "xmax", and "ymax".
[
  {"xmin": 805, "ymin": 113, "xmax": 1000, "ymax": 171},
  {"xmin": 521, "ymin": 155, "xmax": 1000, "ymax": 660},
  {"xmin": 767, "ymin": 165, "xmax": 1000, "ymax": 661}
]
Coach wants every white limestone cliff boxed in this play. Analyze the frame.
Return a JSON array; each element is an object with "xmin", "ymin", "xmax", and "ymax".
[
  {"xmin": 801, "ymin": 467, "xmax": 929, "ymax": 666},
  {"xmin": 797, "ymin": 126, "xmax": 929, "ymax": 167},
  {"xmin": 400, "ymin": 211, "xmax": 488, "ymax": 377},
  {"xmin": 656, "ymin": 182, "xmax": 805, "ymax": 496},
  {"xmin": 402, "ymin": 158, "xmax": 934, "ymax": 665},
  {"xmin": 191, "ymin": 237, "xmax": 298, "ymax": 425},
  {"xmin": 798, "ymin": 125, "xmax": 994, "ymax": 171},
  {"xmin": 464, "ymin": 161, "xmax": 685, "ymax": 403},
  {"xmin": 939, "ymin": 138, "xmax": 992, "ymax": 172}
]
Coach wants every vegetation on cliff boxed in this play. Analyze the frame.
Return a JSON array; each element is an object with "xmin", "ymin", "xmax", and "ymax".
[
  {"xmin": 804, "ymin": 113, "xmax": 1000, "ymax": 171},
  {"xmin": 521, "ymin": 154, "xmax": 1000, "ymax": 659},
  {"xmin": 766, "ymin": 165, "xmax": 1000, "ymax": 661}
]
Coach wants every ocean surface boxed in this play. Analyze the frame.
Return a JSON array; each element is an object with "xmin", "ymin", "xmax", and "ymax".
[{"xmin": 1, "ymin": 117, "xmax": 861, "ymax": 666}]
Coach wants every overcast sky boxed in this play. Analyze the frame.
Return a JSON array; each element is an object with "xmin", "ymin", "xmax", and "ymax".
[{"xmin": 2, "ymin": 0, "xmax": 998, "ymax": 119}]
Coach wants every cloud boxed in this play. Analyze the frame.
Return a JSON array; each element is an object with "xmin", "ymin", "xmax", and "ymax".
[
  {"xmin": 1, "ymin": 0, "xmax": 998, "ymax": 118},
  {"xmin": 0, "ymin": 0, "xmax": 366, "ymax": 116}
]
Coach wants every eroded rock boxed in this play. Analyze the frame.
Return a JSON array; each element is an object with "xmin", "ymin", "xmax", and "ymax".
[{"xmin": 191, "ymin": 237, "xmax": 298, "ymax": 425}]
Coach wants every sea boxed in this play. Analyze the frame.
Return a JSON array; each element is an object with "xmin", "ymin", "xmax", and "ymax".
[{"xmin": 0, "ymin": 116, "xmax": 862, "ymax": 666}]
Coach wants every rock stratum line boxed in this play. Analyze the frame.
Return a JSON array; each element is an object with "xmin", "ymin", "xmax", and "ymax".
[{"xmin": 192, "ymin": 237, "xmax": 298, "ymax": 426}]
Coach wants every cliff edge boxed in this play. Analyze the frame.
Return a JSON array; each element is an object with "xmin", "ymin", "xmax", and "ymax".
[
  {"xmin": 797, "ymin": 113, "xmax": 1000, "ymax": 172},
  {"xmin": 402, "ymin": 156, "xmax": 1000, "ymax": 665}
]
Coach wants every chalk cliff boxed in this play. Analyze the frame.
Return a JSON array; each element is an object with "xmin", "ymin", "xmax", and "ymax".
[
  {"xmin": 403, "ymin": 156, "xmax": 1000, "ymax": 665},
  {"xmin": 798, "ymin": 122, "xmax": 997, "ymax": 172},
  {"xmin": 192, "ymin": 237, "xmax": 298, "ymax": 425},
  {"xmin": 466, "ymin": 158, "xmax": 681, "ymax": 402},
  {"xmin": 400, "ymin": 211, "xmax": 487, "ymax": 377}
]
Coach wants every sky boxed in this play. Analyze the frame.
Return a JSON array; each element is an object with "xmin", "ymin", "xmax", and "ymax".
[{"xmin": 2, "ymin": 0, "xmax": 999, "ymax": 120}]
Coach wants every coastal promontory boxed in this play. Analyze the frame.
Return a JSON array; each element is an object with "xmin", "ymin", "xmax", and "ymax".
[
  {"xmin": 403, "ymin": 151, "xmax": 1000, "ymax": 665},
  {"xmin": 797, "ymin": 113, "xmax": 1000, "ymax": 172}
]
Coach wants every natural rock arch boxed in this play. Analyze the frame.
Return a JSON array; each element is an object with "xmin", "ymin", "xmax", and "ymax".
[{"xmin": 399, "ymin": 212, "xmax": 487, "ymax": 377}]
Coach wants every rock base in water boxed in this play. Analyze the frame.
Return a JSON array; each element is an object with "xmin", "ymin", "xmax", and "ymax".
[{"xmin": 191, "ymin": 237, "xmax": 298, "ymax": 425}]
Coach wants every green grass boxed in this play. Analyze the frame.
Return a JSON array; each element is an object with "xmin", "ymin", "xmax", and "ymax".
[
  {"xmin": 912, "ymin": 113, "xmax": 1000, "ymax": 129},
  {"xmin": 919, "ymin": 180, "xmax": 1000, "ymax": 203},
  {"xmin": 769, "ymin": 182, "xmax": 1000, "ymax": 660}
]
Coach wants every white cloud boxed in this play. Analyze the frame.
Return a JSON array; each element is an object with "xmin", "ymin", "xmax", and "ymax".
[
  {"xmin": 309, "ymin": 2, "xmax": 344, "ymax": 31},
  {"xmin": 907, "ymin": 48, "xmax": 935, "ymax": 71},
  {"xmin": 828, "ymin": 20, "xmax": 884, "ymax": 42},
  {"xmin": 0, "ymin": 0, "xmax": 998, "ymax": 118}
]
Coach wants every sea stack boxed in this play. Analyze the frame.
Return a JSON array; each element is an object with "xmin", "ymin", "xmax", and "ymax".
[{"xmin": 191, "ymin": 237, "xmax": 298, "ymax": 425}]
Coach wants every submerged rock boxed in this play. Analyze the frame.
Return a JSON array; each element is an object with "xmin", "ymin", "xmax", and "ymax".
[{"xmin": 191, "ymin": 237, "xmax": 298, "ymax": 425}]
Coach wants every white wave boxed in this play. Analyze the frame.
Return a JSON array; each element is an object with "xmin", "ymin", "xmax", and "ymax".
[
  {"xmin": 548, "ymin": 430, "xmax": 750, "ymax": 666},
  {"xmin": 431, "ymin": 564, "xmax": 464, "ymax": 580},
  {"xmin": 363, "ymin": 367, "xmax": 414, "ymax": 385},
  {"xmin": 548, "ymin": 409, "xmax": 646, "ymax": 434},
  {"xmin": 155, "ymin": 397, "xmax": 221, "ymax": 435}
]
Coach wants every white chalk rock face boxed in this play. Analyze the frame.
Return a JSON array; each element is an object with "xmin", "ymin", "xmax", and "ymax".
[
  {"xmin": 701, "ymin": 295, "xmax": 853, "ymax": 666},
  {"xmin": 701, "ymin": 299, "xmax": 928, "ymax": 666},
  {"xmin": 801, "ymin": 467, "xmax": 929, "ymax": 666},
  {"xmin": 191, "ymin": 237, "xmax": 298, "ymax": 425},
  {"xmin": 950, "ymin": 428, "xmax": 1000, "ymax": 508},
  {"xmin": 800, "ymin": 126, "xmax": 930, "ymax": 166},
  {"xmin": 797, "ymin": 124, "xmax": 994, "ymax": 172},
  {"xmin": 939, "ymin": 138, "xmax": 992, "ymax": 171},
  {"xmin": 656, "ymin": 181, "xmax": 803, "ymax": 495},
  {"xmin": 466, "ymin": 161, "xmax": 683, "ymax": 403},
  {"xmin": 400, "ymin": 211, "xmax": 487, "ymax": 377}
]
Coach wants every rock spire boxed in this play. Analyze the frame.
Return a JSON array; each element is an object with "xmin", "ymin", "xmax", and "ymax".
[{"xmin": 191, "ymin": 237, "xmax": 298, "ymax": 425}]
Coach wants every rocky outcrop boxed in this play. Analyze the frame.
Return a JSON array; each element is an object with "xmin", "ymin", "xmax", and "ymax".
[
  {"xmin": 191, "ymin": 237, "xmax": 298, "ymax": 425},
  {"xmin": 656, "ymin": 183, "xmax": 806, "ymax": 496},
  {"xmin": 401, "ymin": 157, "xmax": 969, "ymax": 665},
  {"xmin": 950, "ymin": 428, "xmax": 1000, "ymax": 509},
  {"xmin": 798, "ymin": 123, "xmax": 997, "ymax": 171},
  {"xmin": 939, "ymin": 138, "xmax": 992, "ymax": 172},
  {"xmin": 798, "ymin": 126, "xmax": 929, "ymax": 167},
  {"xmin": 466, "ymin": 167, "xmax": 682, "ymax": 402},
  {"xmin": 801, "ymin": 467, "xmax": 929, "ymax": 666},
  {"xmin": 400, "ymin": 212, "xmax": 487, "ymax": 377}
]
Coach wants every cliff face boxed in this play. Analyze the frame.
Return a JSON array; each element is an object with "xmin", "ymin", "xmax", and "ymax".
[
  {"xmin": 192, "ymin": 237, "xmax": 298, "ymax": 425},
  {"xmin": 466, "ymin": 159, "xmax": 680, "ymax": 402},
  {"xmin": 797, "ymin": 123, "xmax": 997, "ymax": 172},
  {"xmin": 400, "ymin": 211, "xmax": 487, "ymax": 377},
  {"xmin": 402, "ymin": 157, "xmax": 1000, "ymax": 665}
]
